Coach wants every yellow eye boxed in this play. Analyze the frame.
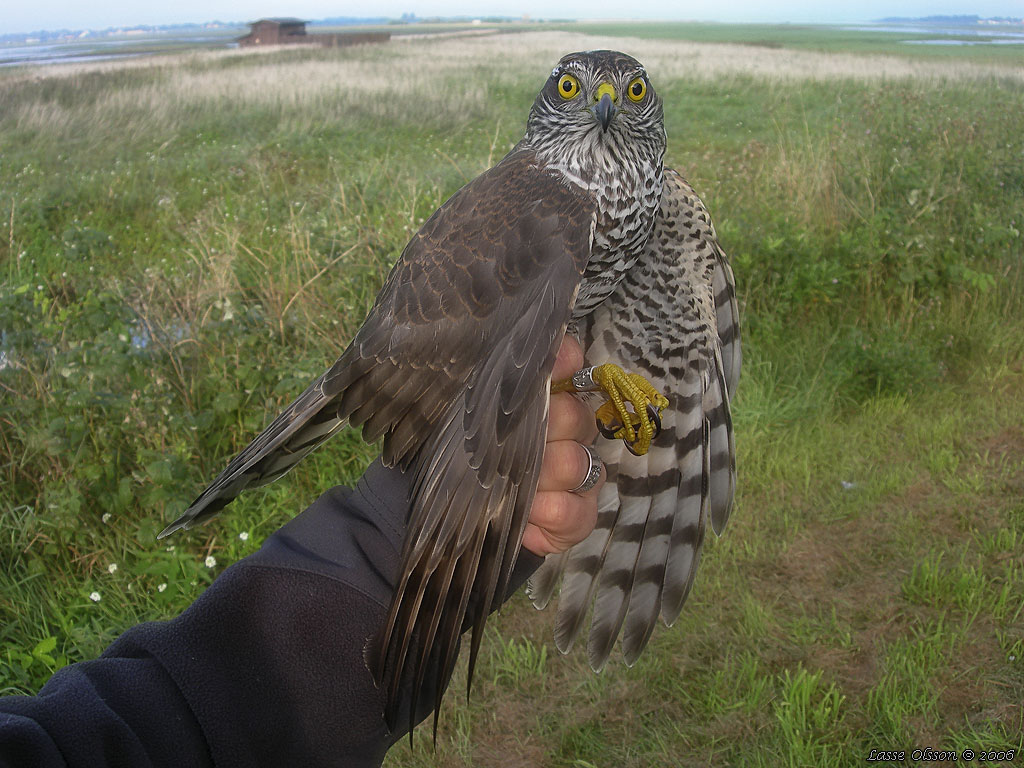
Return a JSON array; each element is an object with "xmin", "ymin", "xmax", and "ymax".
[
  {"xmin": 557, "ymin": 74, "xmax": 580, "ymax": 100},
  {"xmin": 627, "ymin": 77, "xmax": 647, "ymax": 102}
]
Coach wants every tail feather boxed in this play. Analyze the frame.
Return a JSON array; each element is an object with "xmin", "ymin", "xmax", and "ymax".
[
  {"xmin": 158, "ymin": 370, "xmax": 349, "ymax": 538},
  {"xmin": 661, "ymin": 405, "xmax": 710, "ymax": 627},
  {"xmin": 526, "ymin": 551, "xmax": 568, "ymax": 610},
  {"xmin": 552, "ymin": 464, "xmax": 622, "ymax": 654},
  {"xmin": 712, "ymin": 251, "xmax": 741, "ymax": 397},
  {"xmin": 706, "ymin": 347, "xmax": 736, "ymax": 536},
  {"xmin": 586, "ymin": 483, "xmax": 650, "ymax": 671},
  {"xmin": 619, "ymin": 379, "xmax": 700, "ymax": 663}
]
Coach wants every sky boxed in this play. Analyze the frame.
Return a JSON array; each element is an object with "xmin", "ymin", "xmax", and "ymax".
[{"xmin": 3, "ymin": 0, "xmax": 1023, "ymax": 35}]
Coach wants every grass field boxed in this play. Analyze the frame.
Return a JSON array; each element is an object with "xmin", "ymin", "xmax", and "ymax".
[
  {"xmin": 1, "ymin": 26, "xmax": 1023, "ymax": 766},
  {"xmin": 561, "ymin": 21, "xmax": 1024, "ymax": 64}
]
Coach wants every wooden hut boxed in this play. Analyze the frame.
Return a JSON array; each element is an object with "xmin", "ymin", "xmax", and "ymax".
[
  {"xmin": 237, "ymin": 18, "xmax": 308, "ymax": 46},
  {"xmin": 237, "ymin": 18, "xmax": 390, "ymax": 48}
]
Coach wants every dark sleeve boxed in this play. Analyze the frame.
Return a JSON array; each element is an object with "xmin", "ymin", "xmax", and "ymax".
[{"xmin": 0, "ymin": 461, "xmax": 543, "ymax": 768}]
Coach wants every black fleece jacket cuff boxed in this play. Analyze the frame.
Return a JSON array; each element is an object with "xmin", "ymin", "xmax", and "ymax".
[{"xmin": 0, "ymin": 460, "xmax": 542, "ymax": 768}]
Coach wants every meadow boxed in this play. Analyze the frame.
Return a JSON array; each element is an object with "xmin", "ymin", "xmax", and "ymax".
[{"xmin": 1, "ymin": 26, "xmax": 1022, "ymax": 766}]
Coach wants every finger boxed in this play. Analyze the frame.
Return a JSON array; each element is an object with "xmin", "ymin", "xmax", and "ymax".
[
  {"xmin": 531, "ymin": 487, "xmax": 601, "ymax": 533},
  {"xmin": 522, "ymin": 488, "xmax": 600, "ymax": 556},
  {"xmin": 538, "ymin": 440, "xmax": 605, "ymax": 492},
  {"xmin": 547, "ymin": 392, "xmax": 599, "ymax": 444},
  {"xmin": 551, "ymin": 336, "xmax": 584, "ymax": 382}
]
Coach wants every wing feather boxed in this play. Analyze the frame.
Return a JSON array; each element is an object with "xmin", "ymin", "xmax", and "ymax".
[
  {"xmin": 531, "ymin": 167, "xmax": 740, "ymax": 668},
  {"xmin": 163, "ymin": 149, "xmax": 596, "ymax": 732},
  {"xmin": 713, "ymin": 251, "xmax": 742, "ymax": 398},
  {"xmin": 706, "ymin": 345, "xmax": 736, "ymax": 535},
  {"xmin": 354, "ymin": 154, "xmax": 597, "ymax": 730},
  {"xmin": 551, "ymin": 471, "xmax": 620, "ymax": 653},
  {"xmin": 586, "ymin": 461, "xmax": 652, "ymax": 670}
]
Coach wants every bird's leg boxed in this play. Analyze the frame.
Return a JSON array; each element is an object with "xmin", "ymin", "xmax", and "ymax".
[{"xmin": 551, "ymin": 365, "xmax": 669, "ymax": 456}]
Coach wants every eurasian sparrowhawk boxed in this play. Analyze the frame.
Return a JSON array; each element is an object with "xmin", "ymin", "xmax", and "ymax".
[{"xmin": 160, "ymin": 49, "xmax": 740, "ymax": 733}]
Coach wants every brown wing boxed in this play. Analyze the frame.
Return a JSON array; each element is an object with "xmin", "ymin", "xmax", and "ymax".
[
  {"xmin": 364, "ymin": 153, "xmax": 597, "ymax": 734},
  {"xmin": 161, "ymin": 149, "xmax": 597, "ymax": 732}
]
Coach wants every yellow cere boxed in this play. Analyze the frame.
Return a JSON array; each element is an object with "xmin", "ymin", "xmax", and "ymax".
[
  {"xmin": 557, "ymin": 74, "xmax": 580, "ymax": 99},
  {"xmin": 627, "ymin": 77, "xmax": 647, "ymax": 102},
  {"xmin": 595, "ymin": 83, "xmax": 617, "ymax": 103}
]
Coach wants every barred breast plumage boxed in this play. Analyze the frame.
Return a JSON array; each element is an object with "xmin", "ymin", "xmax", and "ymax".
[{"xmin": 529, "ymin": 168, "xmax": 740, "ymax": 671}]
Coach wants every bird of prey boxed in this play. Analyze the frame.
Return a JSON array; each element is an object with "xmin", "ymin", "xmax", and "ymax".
[{"xmin": 159, "ymin": 50, "xmax": 739, "ymax": 733}]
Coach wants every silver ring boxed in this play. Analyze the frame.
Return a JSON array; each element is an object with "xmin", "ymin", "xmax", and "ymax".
[
  {"xmin": 571, "ymin": 366, "xmax": 598, "ymax": 392},
  {"xmin": 570, "ymin": 444, "xmax": 603, "ymax": 494}
]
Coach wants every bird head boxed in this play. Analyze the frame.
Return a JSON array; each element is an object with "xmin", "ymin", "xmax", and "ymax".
[{"xmin": 525, "ymin": 50, "xmax": 666, "ymax": 171}]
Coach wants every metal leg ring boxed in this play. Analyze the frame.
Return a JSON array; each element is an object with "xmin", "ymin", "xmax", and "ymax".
[{"xmin": 647, "ymin": 404, "xmax": 662, "ymax": 438}]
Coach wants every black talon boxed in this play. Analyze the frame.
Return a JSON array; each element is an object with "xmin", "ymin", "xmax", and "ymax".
[
  {"xmin": 646, "ymin": 404, "xmax": 662, "ymax": 438},
  {"xmin": 596, "ymin": 416, "xmax": 619, "ymax": 440}
]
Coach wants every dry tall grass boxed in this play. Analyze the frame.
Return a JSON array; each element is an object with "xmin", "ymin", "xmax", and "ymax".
[{"xmin": 6, "ymin": 31, "xmax": 1023, "ymax": 141}]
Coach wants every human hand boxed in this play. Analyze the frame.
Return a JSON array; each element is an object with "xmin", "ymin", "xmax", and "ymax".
[{"xmin": 521, "ymin": 336, "xmax": 604, "ymax": 557}]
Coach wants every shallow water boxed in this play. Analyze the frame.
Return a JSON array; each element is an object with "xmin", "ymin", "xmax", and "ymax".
[{"xmin": 0, "ymin": 33, "xmax": 238, "ymax": 68}]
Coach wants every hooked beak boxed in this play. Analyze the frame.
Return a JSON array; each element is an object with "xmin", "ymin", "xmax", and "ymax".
[{"xmin": 591, "ymin": 84, "xmax": 617, "ymax": 132}]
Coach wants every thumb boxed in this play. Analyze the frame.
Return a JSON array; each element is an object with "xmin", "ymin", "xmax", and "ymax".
[{"xmin": 551, "ymin": 336, "xmax": 584, "ymax": 382}]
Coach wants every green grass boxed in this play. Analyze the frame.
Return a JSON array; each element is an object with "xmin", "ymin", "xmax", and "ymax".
[
  {"xmin": 1, "ymin": 26, "xmax": 1023, "ymax": 765},
  {"xmin": 560, "ymin": 20, "xmax": 1024, "ymax": 64}
]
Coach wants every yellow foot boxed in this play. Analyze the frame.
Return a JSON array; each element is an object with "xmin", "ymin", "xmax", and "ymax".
[{"xmin": 552, "ymin": 364, "xmax": 669, "ymax": 456}]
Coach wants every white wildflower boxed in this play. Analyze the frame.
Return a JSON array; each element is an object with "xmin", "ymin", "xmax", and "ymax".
[
  {"xmin": 238, "ymin": 531, "xmax": 249, "ymax": 541},
  {"xmin": 107, "ymin": 563, "xmax": 118, "ymax": 574},
  {"xmin": 89, "ymin": 591, "xmax": 101, "ymax": 602},
  {"xmin": 158, "ymin": 583, "xmax": 167, "ymax": 593},
  {"xmin": 101, "ymin": 512, "xmax": 112, "ymax": 524},
  {"xmin": 205, "ymin": 555, "xmax": 217, "ymax": 568}
]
